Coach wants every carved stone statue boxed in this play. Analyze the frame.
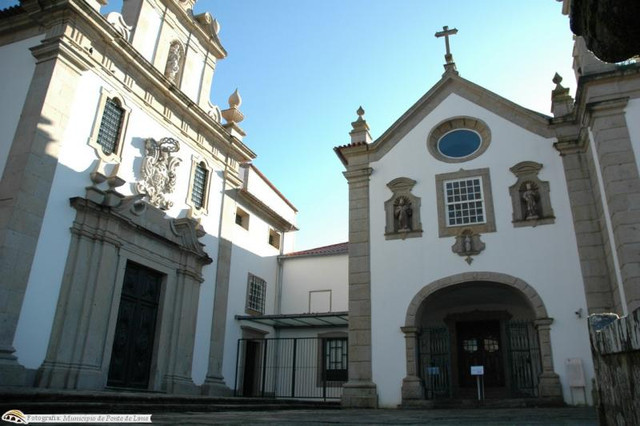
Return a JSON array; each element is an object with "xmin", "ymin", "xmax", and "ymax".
[
  {"xmin": 452, "ymin": 230, "xmax": 486, "ymax": 264},
  {"xmin": 394, "ymin": 196, "xmax": 412, "ymax": 232},
  {"xmin": 165, "ymin": 42, "xmax": 184, "ymax": 83},
  {"xmin": 137, "ymin": 138, "xmax": 182, "ymax": 210},
  {"xmin": 463, "ymin": 234, "xmax": 472, "ymax": 253},
  {"xmin": 522, "ymin": 182, "xmax": 540, "ymax": 220}
]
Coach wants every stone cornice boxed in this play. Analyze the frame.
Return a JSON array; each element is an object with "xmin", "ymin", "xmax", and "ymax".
[
  {"xmin": 70, "ymin": 196, "xmax": 213, "ymax": 265},
  {"xmin": 343, "ymin": 167, "xmax": 373, "ymax": 183},
  {"xmin": 236, "ymin": 189, "xmax": 298, "ymax": 232}
]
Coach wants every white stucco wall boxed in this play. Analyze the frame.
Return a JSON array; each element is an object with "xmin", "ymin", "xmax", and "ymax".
[
  {"xmin": 244, "ymin": 166, "xmax": 298, "ymax": 227},
  {"xmin": 367, "ymin": 93, "xmax": 593, "ymax": 407},
  {"xmin": 0, "ymin": 35, "xmax": 40, "ymax": 178},
  {"xmin": 123, "ymin": 0, "xmax": 162, "ymax": 63},
  {"xmin": 280, "ymin": 254, "xmax": 348, "ymax": 314}
]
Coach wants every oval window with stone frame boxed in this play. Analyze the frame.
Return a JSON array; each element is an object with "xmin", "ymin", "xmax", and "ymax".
[
  {"xmin": 437, "ymin": 129, "xmax": 482, "ymax": 159},
  {"xmin": 427, "ymin": 117, "xmax": 491, "ymax": 163}
]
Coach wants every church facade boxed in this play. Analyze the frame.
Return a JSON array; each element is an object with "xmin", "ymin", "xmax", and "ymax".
[
  {"xmin": 1, "ymin": 0, "xmax": 640, "ymax": 411},
  {"xmin": 335, "ymin": 34, "xmax": 640, "ymax": 407}
]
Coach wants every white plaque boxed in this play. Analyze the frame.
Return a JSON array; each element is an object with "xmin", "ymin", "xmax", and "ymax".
[
  {"xmin": 565, "ymin": 358, "xmax": 585, "ymax": 387},
  {"xmin": 471, "ymin": 365, "xmax": 484, "ymax": 375}
]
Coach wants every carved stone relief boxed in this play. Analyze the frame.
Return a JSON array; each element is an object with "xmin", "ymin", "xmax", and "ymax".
[
  {"xmin": 137, "ymin": 137, "xmax": 182, "ymax": 210},
  {"xmin": 451, "ymin": 229, "xmax": 485, "ymax": 264},
  {"xmin": 509, "ymin": 161, "xmax": 555, "ymax": 227},
  {"xmin": 384, "ymin": 177, "xmax": 422, "ymax": 240}
]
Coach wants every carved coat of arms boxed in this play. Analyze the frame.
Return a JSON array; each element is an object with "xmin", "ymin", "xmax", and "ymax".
[{"xmin": 137, "ymin": 137, "xmax": 181, "ymax": 210}]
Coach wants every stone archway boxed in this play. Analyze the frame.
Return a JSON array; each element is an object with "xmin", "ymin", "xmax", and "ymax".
[{"xmin": 400, "ymin": 272, "xmax": 562, "ymax": 402}]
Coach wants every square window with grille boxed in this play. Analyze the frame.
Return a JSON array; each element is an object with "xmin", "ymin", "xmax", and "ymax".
[
  {"xmin": 444, "ymin": 177, "xmax": 486, "ymax": 226},
  {"xmin": 323, "ymin": 338, "xmax": 348, "ymax": 382},
  {"xmin": 191, "ymin": 162, "xmax": 208, "ymax": 209},
  {"xmin": 97, "ymin": 98, "xmax": 125, "ymax": 155},
  {"xmin": 246, "ymin": 274, "xmax": 266, "ymax": 314}
]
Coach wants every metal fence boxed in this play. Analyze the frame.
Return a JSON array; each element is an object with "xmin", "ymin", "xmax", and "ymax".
[{"xmin": 234, "ymin": 337, "xmax": 345, "ymax": 400}]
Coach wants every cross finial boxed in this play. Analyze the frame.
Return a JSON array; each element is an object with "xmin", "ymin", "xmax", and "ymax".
[{"xmin": 435, "ymin": 25, "xmax": 458, "ymax": 65}]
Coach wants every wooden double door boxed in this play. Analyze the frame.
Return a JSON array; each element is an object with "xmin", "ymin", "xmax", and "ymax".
[
  {"xmin": 457, "ymin": 320, "xmax": 504, "ymax": 388},
  {"xmin": 107, "ymin": 262, "xmax": 162, "ymax": 389}
]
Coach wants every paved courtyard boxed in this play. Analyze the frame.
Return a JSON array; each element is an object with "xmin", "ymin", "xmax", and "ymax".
[{"xmin": 151, "ymin": 407, "xmax": 597, "ymax": 425}]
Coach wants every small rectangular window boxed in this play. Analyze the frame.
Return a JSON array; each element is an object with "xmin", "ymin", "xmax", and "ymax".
[
  {"xmin": 236, "ymin": 207, "xmax": 249, "ymax": 229},
  {"xmin": 444, "ymin": 177, "xmax": 485, "ymax": 226},
  {"xmin": 97, "ymin": 98, "xmax": 125, "ymax": 155},
  {"xmin": 191, "ymin": 162, "xmax": 208, "ymax": 209},
  {"xmin": 246, "ymin": 274, "xmax": 266, "ymax": 315},
  {"xmin": 268, "ymin": 229, "xmax": 281, "ymax": 249},
  {"xmin": 323, "ymin": 338, "xmax": 348, "ymax": 382}
]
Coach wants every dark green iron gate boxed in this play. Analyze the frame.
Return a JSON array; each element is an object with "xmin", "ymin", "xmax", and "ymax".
[
  {"xmin": 506, "ymin": 320, "xmax": 541, "ymax": 397},
  {"xmin": 419, "ymin": 321, "xmax": 541, "ymax": 399},
  {"xmin": 419, "ymin": 327, "xmax": 451, "ymax": 399}
]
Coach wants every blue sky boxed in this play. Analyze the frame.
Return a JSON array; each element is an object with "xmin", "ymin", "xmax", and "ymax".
[{"xmin": 8, "ymin": 0, "xmax": 577, "ymax": 250}]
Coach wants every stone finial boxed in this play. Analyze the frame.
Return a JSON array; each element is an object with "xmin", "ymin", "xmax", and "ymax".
[
  {"xmin": 550, "ymin": 72, "xmax": 575, "ymax": 117},
  {"xmin": 349, "ymin": 106, "xmax": 372, "ymax": 144},
  {"xmin": 221, "ymin": 89, "xmax": 244, "ymax": 124},
  {"xmin": 228, "ymin": 88, "xmax": 242, "ymax": 109},
  {"xmin": 552, "ymin": 72, "xmax": 563, "ymax": 88},
  {"xmin": 221, "ymin": 89, "xmax": 246, "ymax": 140}
]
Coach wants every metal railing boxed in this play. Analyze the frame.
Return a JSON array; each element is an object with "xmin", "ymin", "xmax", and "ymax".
[{"xmin": 234, "ymin": 337, "xmax": 345, "ymax": 400}]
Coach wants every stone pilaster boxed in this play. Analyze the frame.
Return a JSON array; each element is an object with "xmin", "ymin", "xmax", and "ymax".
[
  {"xmin": 589, "ymin": 98, "xmax": 640, "ymax": 313},
  {"xmin": 202, "ymin": 169, "xmax": 239, "ymax": 396},
  {"xmin": 161, "ymin": 265, "xmax": 203, "ymax": 395},
  {"xmin": 0, "ymin": 21, "xmax": 88, "ymax": 385},
  {"xmin": 341, "ymin": 167, "xmax": 378, "ymax": 408},
  {"xmin": 400, "ymin": 326, "xmax": 424, "ymax": 401},
  {"xmin": 534, "ymin": 318, "xmax": 563, "ymax": 399},
  {"xmin": 557, "ymin": 144, "xmax": 615, "ymax": 313}
]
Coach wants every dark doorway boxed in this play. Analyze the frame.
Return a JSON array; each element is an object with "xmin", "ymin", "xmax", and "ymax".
[
  {"xmin": 242, "ymin": 340, "xmax": 263, "ymax": 396},
  {"xmin": 107, "ymin": 262, "xmax": 162, "ymax": 389},
  {"xmin": 457, "ymin": 320, "xmax": 504, "ymax": 388}
]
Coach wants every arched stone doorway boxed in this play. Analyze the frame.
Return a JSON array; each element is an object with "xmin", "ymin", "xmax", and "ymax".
[{"xmin": 401, "ymin": 272, "xmax": 562, "ymax": 402}]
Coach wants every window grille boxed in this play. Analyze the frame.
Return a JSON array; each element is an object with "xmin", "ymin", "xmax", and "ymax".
[
  {"xmin": 246, "ymin": 274, "xmax": 266, "ymax": 314},
  {"xmin": 323, "ymin": 338, "xmax": 348, "ymax": 382},
  {"xmin": 96, "ymin": 98, "xmax": 124, "ymax": 155},
  {"xmin": 191, "ymin": 163, "xmax": 208, "ymax": 209},
  {"xmin": 444, "ymin": 177, "xmax": 485, "ymax": 226}
]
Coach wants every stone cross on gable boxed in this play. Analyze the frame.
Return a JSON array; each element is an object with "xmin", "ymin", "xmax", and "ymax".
[{"xmin": 435, "ymin": 25, "xmax": 458, "ymax": 64}]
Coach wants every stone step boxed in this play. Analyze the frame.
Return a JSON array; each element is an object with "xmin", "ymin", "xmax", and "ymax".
[
  {"xmin": 0, "ymin": 389, "xmax": 340, "ymax": 414},
  {"xmin": 401, "ymin": 397, "xmax": 565, "ymax": 410}
]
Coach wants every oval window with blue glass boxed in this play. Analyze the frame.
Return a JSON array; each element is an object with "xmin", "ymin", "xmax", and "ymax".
[{"xmin": 437, "ymin": 129, "xmax": 482, "ymax": 158}]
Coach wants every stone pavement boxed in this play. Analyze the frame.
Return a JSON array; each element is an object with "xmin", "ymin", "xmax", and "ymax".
[{"xmin": 150, "ymin": 407, "xmax": 597, "ymax": 425}]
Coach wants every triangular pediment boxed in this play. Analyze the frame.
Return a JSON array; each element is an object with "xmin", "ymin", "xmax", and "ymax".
[{"xmin": 367, "ymin": 72, "xmax": 553, "ymax": 163}]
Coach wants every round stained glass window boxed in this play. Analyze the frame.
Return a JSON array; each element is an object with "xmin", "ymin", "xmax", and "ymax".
[{"xmin": 437, "ymin": 129, "xmax": 482, "ymax": 158}]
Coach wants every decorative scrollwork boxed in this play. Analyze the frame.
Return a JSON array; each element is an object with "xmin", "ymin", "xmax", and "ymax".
[{"xmin": 137, "ymin": 138, "xmax": 182, "ymax": 210}]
